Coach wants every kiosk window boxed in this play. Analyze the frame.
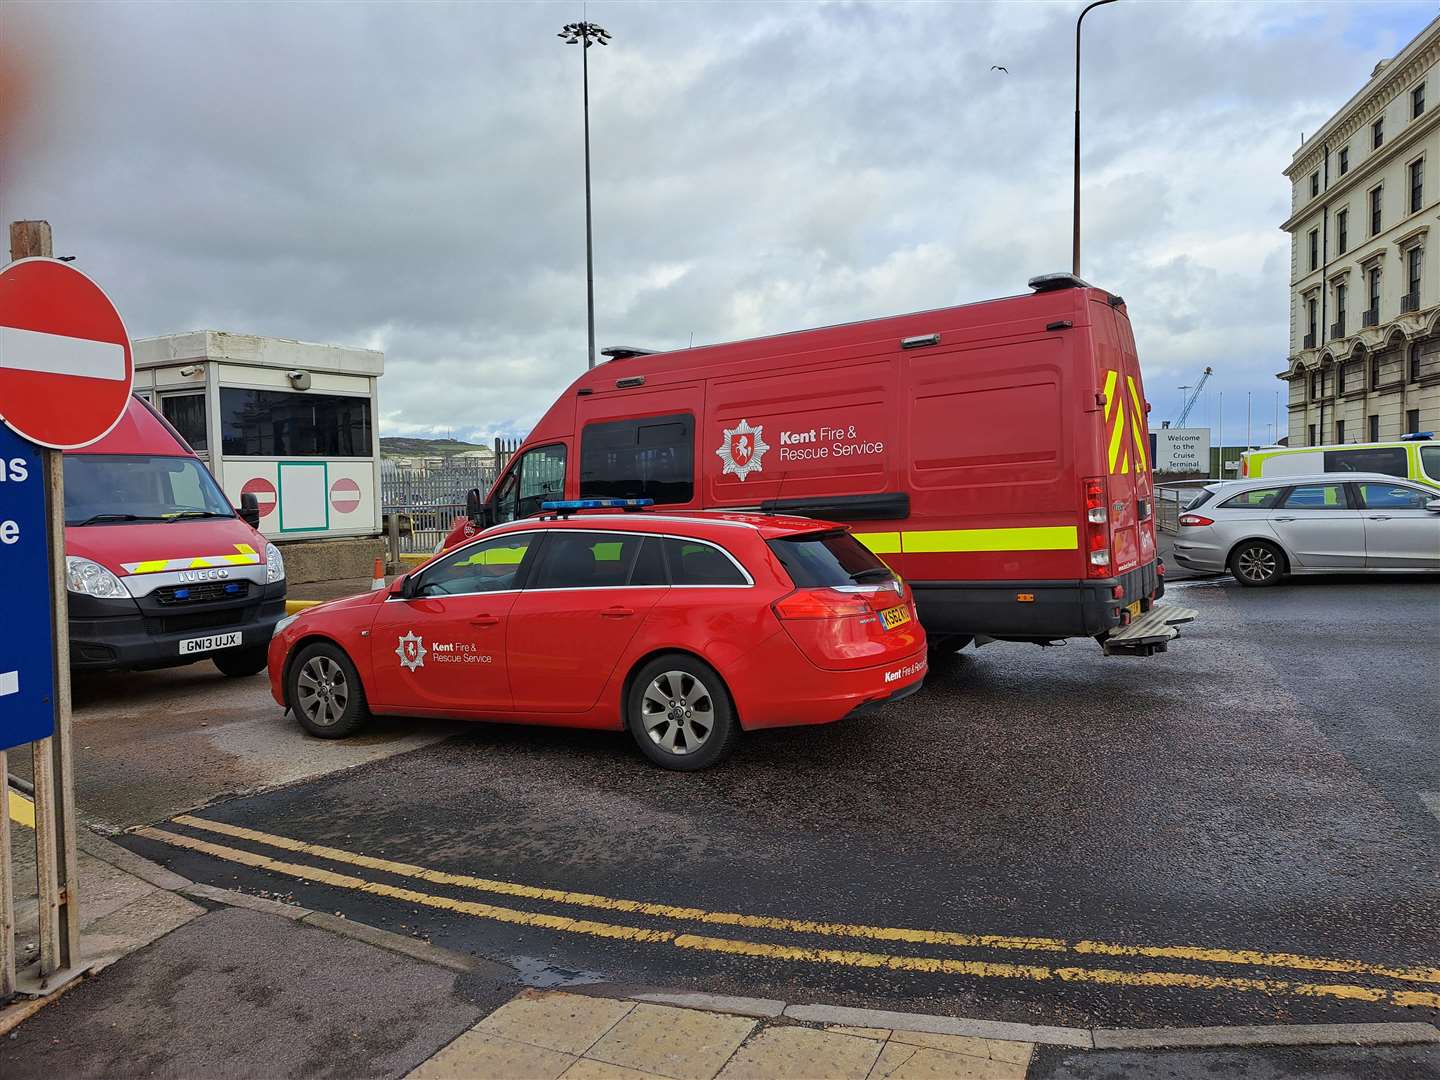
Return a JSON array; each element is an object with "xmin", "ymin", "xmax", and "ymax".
[
  {"xmin": 580, "ymin": 414, "xmax": 694, "ymax": 504},
  {"xmin": 221, "ymin": 389, "xmax": 372, "ymax": 457},
  {"xmin": 161, "ymin": 394, "xmax": 208, "ymax": 452}
]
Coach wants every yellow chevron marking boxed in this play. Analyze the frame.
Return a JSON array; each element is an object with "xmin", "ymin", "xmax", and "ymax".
[
  {"xmin": 1102, "ymin": 369, "xmax": 1118, "ymax": 421},
  {"xmin": 1107, "ymin": 402, "xmax": 1126, "ymax": 472}
]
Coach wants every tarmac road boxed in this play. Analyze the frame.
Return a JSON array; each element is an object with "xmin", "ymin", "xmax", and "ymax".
[{"xmin": 122, "ymin": 576, "xmax": 1440, "ymax": 1031}]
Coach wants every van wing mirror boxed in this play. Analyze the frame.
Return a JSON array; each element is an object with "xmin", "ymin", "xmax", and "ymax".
[
  {"xmin": 1426, "ymin": 498, "xmax": 1440, "ymax": 513},
  {"xmin": 465, "ymin": 488, "xmax": 484, "ymax": 521},
  {"xmin": 239, "ymin": 492, "xmax": 261, "ymax": 528}
]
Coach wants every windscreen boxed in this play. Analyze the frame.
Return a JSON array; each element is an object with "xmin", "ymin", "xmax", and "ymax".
[
  {"xmin": 767, "ymin": 530, "xmax": 895, "ymax": 588},
  {"xmin": 64, "ymin": 455, "xmax": 234, "ymax": 525}
]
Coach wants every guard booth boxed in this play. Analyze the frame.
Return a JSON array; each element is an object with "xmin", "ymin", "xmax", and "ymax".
[{"xmin": 132, "ymin": 331, "xmax": 384, "ymax": 540}]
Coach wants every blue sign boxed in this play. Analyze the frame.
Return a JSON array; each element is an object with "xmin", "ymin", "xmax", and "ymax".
[{"xmin": 0, "ymin": 421, "xmax": 56, "ymax": 750}]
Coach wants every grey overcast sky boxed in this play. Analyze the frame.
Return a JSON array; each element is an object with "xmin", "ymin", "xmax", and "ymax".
[{"xmin": 4, "ymin": 1, "xmax": 1434, "ymax": 445}]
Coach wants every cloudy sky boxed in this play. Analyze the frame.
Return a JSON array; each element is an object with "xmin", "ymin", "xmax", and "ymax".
[{"xmin": 4, "ymin": 0, "xmax": 1435, "ymax": 445}]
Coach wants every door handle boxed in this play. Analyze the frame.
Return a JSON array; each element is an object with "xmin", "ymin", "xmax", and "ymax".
[
  {"xmin": 469, "ymin": 615, "xmax": 501, "ymax": 627},
  {"xmin": 1367, "ymin": 515, "xmax": 1392, "ymax": 521},
  {"xmin": 601, "ymin": 606, "xmax": 635, "ymax": 619}
]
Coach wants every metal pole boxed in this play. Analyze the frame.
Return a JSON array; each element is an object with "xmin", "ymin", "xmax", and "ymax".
[
  {"xmin": 1217, "ymin": 391, "xmax": 1223, "ymax": 478},
  {"xmin": 1073, "ymin": 0, "xmax": 1119, "ymax": 277},
  {"xmin": 1246, "ymin": 391, "xmax": 1252, "ymax": 450},
  {"xmin": 582, "ymin": 36, "xmax": 596, "ymax": 370},
  {"xmin": 1, "ymin": 751, "xmax": 14, "ymax": 1002}
]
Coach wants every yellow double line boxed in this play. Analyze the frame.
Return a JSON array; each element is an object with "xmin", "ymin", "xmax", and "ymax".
[{"xmin": 134, "ymin": 816, "xmax": 1440, "ymax": 1010}]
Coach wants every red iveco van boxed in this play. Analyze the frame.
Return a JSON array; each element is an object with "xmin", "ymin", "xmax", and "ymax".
[
  {"xmin": 63, "ymin": 396, "xmax": 287, "ymax": 674},
  {"xmin": 445, "ymin": 275, "xmax": 1190, "ymax": 655}
]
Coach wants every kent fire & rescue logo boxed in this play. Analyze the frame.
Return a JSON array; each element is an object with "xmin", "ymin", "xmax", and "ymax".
[
  {"xmin": 396, "ymin": 630, "xmax": 427, "ymax": 671},
  {"xmin": 716, "ymin": 419, "xmax": 770, "ymax": 482}
]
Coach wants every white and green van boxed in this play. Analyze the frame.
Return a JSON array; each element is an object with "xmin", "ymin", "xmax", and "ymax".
[{"xmin": 1241, "ymin": 435, "xmax": 1439, "ymax": 491}]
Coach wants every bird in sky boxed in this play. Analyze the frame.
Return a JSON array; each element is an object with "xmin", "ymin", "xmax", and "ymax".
[{"xmin": 991, "ymin": 65, "xmax": 1008, "ymax": 73}]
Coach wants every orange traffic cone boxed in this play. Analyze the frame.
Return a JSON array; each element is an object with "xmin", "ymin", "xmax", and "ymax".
[{"xmin": 370, "ymin": 556, "xmax": 386, "ymax": 591}]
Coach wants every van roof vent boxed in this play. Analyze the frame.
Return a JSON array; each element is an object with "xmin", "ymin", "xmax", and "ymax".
[
  {"xmin": 600, "ymin": 345, "xmax": 659, "ymax": 361},
  {"xmin": 1028, "ymin": 273, "xmax": 1094, "ymax": 292}
]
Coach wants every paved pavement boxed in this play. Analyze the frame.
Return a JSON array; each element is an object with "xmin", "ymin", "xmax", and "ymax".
[{"xmin": 117, "ymin": 575, "xmax": 1440, "ymax": 1034}]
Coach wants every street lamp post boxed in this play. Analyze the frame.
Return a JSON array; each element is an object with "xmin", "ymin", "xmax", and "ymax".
[
  {"xmin": 1073, "ymin": 0, "xmax": 1118, "ymax": 278},
  {"xmin": 558, "ymin": 21, "xmax": 612, "ymax": 369}
]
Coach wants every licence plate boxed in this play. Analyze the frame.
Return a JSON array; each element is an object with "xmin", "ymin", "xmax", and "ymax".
[
  {"xmin": 879, "ymin": 604, "xmax": 911, "ymax": 631},
  {"xmin": 1125, "ymin": 600, "xmax": 1142, "ymax": 618},
  {"xmin": 179, "ymin": 631, "xmax": 242, "ymax": 656}
]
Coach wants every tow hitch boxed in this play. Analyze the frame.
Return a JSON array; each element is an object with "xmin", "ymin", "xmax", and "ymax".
[{"xmin": 1101, "ymin": 603, "xmax": 1197, "ymax": 657}]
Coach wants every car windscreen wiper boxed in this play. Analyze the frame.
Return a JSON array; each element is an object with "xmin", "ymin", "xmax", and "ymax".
[
  {"xmin": 67, "ymin": 513, "xmax": 169, "ymax": 526},
  {"xmin": 165, "ymin": 510, "xmax": 234, "ymax": 520},
  {"xmin": 849, "ymin": 566, "xmax": 896, "ymax": 582}
]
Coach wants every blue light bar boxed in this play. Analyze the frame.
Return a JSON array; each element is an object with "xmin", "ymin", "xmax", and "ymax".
[
  {"xmin": 1400, "ymin": 431, "xmax": 1434, "ymax": 441},
  {"xmin": 540, "ymin": 498, "xmax": 655, "ymax": 511}
]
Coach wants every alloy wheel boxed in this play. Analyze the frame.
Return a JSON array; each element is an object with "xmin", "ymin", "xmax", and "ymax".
[
  {"xmin": 1236, "ymin": 545, "xmax": 1277, "ymax": 583},
  {"xmin": 296, "ymin": 655, "xmax": 349, "ymax": 727},
  {"xmin": 640, "ymin": 670, "xmax": 715, "ymax": 755}
]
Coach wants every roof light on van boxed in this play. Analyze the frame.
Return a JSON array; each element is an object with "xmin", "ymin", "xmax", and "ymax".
[
  {"xmin": 1400, "ymin": 431, "xmax": 1434, "ymax": 441},
  {"xmin": 1028, "ymin": 273, "xmax": 1094, "ymax": 292}
]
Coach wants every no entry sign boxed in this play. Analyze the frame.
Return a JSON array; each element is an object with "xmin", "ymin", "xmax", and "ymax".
[{"xmin": 0, "ymin": 258, "xmax": 134, "ymax": 450}]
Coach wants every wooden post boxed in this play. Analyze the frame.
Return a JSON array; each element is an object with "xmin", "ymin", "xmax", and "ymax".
[
  {"xmin": 5, "ymin": 220, "xmax": 81, "ymax": 988},
  {"xmin": 9, "ymin": 220, "xmax": 53, "ymax": 262}
]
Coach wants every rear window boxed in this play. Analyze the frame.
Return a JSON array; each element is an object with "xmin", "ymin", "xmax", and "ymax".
[
  {"xmin": 1218, "ymin": 487, "xmax": 1284, "ymax": 510},
  {"xmin": 1182, "ymin": 487, "xmax": 1217, "ymax": 511},
  {"xmin": 767, "ymin": 531, "xmax": 894, "ymax": 588},
  {"xmin": 1322, "ymin": 446, "xmax": 1407, "ymax": 477},
  {"xmin": 661, "ymin": 538, "xmax": 747, "ymax": 586}
]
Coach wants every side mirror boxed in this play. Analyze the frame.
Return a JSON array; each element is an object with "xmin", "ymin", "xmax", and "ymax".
[
  {"xmin": 239, "ymin": 492, "xmax": 261, "ymax": 528},
  {"xmin": 1426, "ymin": 498, "xmax": 1440, "ymax": 513},
  {"xmin": 387, "ymin": 574, "xmax": 413, "ymax": 598},
  {"xmin": 465, "ymin": 488, "xmax": 483, "ymax": 520}
]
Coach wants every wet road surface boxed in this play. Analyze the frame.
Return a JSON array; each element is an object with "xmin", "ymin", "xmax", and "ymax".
[{"xmin": 123, "ymin": 577, "xmax": 1440, "ymax": 1030}]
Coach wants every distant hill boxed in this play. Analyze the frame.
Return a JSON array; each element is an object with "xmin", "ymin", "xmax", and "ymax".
[{"xmin": 380, "ymin": 436, "xmax": 490, "ymax": 459}]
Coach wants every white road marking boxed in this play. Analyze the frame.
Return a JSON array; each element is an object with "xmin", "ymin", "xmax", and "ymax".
[
  {"xmin": 0, "ymin": 325, "xmax": 126, "ymax": 381},
  {"xmin": 1164, "ymin": 578, "xmax": 1231, "ymax": 590},
  {"xmin": 0, "ymin": 670, "xmax": 17, "ymax": 697},
  {"xmin": 1420, "ymin": 793, "xmax": 1440, "ymax": 823}
]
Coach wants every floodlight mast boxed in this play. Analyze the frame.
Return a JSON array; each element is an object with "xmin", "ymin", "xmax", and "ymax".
[{"xmin": 558, "ymin": 21, "xmax": 612, "ymax": 369}]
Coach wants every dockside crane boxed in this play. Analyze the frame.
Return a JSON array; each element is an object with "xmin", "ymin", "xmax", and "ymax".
[{"xmin": 1171, "ymin": 366, "xmax": 1212, "ymax": 428}]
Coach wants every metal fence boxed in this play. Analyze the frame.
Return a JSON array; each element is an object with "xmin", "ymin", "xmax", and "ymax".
[
  {"xmin": 381, "ymin": 464, "xmax": 497, "ymax": 553},
  {"xmin": 1154, "ymin": 480, "xmax": 1215, "ymax": 534}
]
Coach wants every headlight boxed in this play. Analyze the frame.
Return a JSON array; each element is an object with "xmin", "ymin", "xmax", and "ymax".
[
  {"xmin": 274, "ymin": 613, "xmax": 300, "ymax": 634},
  {"xmin": 265, "ymin": 543, "xmax": 285, "ymax": 583},
  {"xmin": 66, "ymin": 556, "xmax": 128, "ymax": 599}
]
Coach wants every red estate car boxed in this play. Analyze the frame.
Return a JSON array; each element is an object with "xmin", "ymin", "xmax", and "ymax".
[{"xmin": 267, "ymin": 502, "xmax": 927, "ymax": 769}]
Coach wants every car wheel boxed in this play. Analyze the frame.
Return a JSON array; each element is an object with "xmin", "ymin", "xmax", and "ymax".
[
  {"xmin": 213, "ymin": 645, "xmax": 270, "ymax": 677},
  {"xmin": 627, "ymin": 655, "xmax": 737, "ymax": 771},
  {"xmin": 287, "ymin": 642, "xmax": 370, "ymax": 738},
  {"xmin": 1229, "ymin": 540, "xmax": 1285, "ymax": 587}
]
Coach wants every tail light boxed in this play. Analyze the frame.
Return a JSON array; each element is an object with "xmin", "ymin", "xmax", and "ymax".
[
  {"xmin": 1241, "ymin": 457, "xmax": 1249, "ymax": 477},
  {"xmin": 773, "ymin": 589, "xmax": 873, "ymax": 620},
  {"xmin": 1178, "ymin": 514, "xmax": 1214, "ymax": 527},
  {"xmin": 1083, "ymin": 476, "xmax": 1111, "ymax": 578}
]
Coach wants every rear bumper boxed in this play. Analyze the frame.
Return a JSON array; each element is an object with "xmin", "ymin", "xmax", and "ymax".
[
  {"xmin": 69, "ymin": 583, "xmax": 287, "ymax": 671},
  {"xmin": 912, "ymin": 560, "xmax": 1161, "ymax": 641}
]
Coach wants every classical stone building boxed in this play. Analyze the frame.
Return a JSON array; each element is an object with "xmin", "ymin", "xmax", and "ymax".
[{"xmin": 1280, "ymin": 16, "xmax": 1440, "ymax": 445}]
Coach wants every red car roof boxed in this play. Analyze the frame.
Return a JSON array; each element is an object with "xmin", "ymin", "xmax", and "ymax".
[{"xmin": 482, "ymin": 510, "xmax": 842, "ymax": 542}]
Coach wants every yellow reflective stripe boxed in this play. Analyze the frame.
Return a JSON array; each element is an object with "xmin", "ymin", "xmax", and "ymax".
[
  {"xmin": 901, "ymin": 527, "xmax": 1079, "ymax": 553},
  {"xmin": 235, "ymin": 544, "xmax": 256, "ymax": 555},
  {"xmin": 854, "ymin": 532, "xmax": 901, "ymax": 554},
  {"xmin": 1102, "ymin": 369, "xmax": 1118, "ymax": 421},
  {"xmin": 1107, "ymin": 400, "xmax": 1126, "ymax": 472},
  {"xmin": 122, "ymin": 550, "xmax": 263, "ymax": 574},
  {"xmin": 133, "ymin": 559, "xmax": 168, "ymax": 574},
  {"xmin": 1127, "ymin": 376, "xmax": 1147, "ymax": 471}
]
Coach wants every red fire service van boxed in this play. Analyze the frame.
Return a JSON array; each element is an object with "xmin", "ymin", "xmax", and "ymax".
[
  {"xmin": 62, "ymin": 396, "xmax": 287, "ymax": 675},
  {"xmin": 445, "ymin": 275, "xmax": 1193, "ymax": 655}
]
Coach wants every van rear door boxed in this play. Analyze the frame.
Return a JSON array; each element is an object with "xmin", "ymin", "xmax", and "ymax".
[{"xmin": 1091, "ymin": 299, "xmax": 1153, "ymax": 576}]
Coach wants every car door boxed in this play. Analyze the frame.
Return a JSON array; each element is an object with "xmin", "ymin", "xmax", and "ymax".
[
  {"xmin": 506, "ymin": 530, "xmax": 667, "ymax": 714},
  {"xmin": 367, "ymin": 532, "xmax": 539, "ymax": 714},
  {"xmin": 1355, "ymin": 481, "xmax": 1440, "ymax": 569},
  {"xmin": 1267, "ymin": 483, "xmax": 1365, "ymax": 568}
]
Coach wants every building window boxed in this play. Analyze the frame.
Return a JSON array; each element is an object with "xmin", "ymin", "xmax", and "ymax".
[
  {"xmin": 1334, "ymin": 281, "xmax": 1347, "ymax": 335},
  {"xmin": 1408, "ymin": 407, "xmax": 1421, "ymax": 432},
  {"xmin": 1311, "ymin": 171, "xmax": 1320, "ymax": 197},
  {"xmin": 1411, "ymin": 342, "xmax": 1423, "ymax": 381},
  {"xmin": 1307, "ymin": 297, "xmax": 1318, "ymax": 342},
  {"xmin": 1408, "ymin": 245, "xmax": 1423, "ymax": 302},
  {"xmin": 1371, "ymin": 351, "xmax": 1381, "ymax": 388},
  {"xmin": 1413, "ymin": 82, "xmax": 1425, "ymax": 119},
  {"xmin": 219, "ymin": 389, "xmax": 373, "ymax": 457},
  {"xmin": 1339, "ymin": 362, "xmax": 1349, "ymax": 394},
  {"xmin": 1368, "ymin": 266, "xmax": 1381, "ymax": 315},
  {"xmin": 1336, "ymin": 418, "xmax": 1346, "ymax": 443},
  {"xmin": 1373, "ymin": 116, "xmax": 1384, "ymax": 149},
  {"xmin": 1308, "ymin": 423, "xmax": 1317, "ymax": 446},
  {"xmin": 1411, "ymin": 158, "xmax": 1424, "ymax": 213},
  {"xmin": 1339, "ymin": 146, "xmax": 1350, "ymax": 174},
  {"xmin": 1311, "ymin": 370, "xmax": 1322, "ymax": 399},
  {"xmin": 1370, "ymin": 186, "xmax": 1382, "ymax": 235},
  {"xmin": 1309, "ymin": 228, "xmax": 1319, "ymax": 271},
  {"xmin": 1368, "ymin": 414, "xmax": 1380, "ymax": 441},
  {"xmin": 1337, "ymin": 208, "xmax": 1348, "ymax": 254}
]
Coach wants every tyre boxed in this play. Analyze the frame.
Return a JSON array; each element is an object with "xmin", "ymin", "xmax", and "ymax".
[
  {"xmin": 626, "ymin": 655, "xmax": 738, "ymax": 771},
  {"xmin": 213, "ymin": 645, "xmax": 269, "ymax": 677},
  {"xmin": 287, "ymin": 642, "xmax": 370, "ymax": 738},
  {"xmin": 1229, "ymin": 540, "xmax": 1285, "ymax": 587}
]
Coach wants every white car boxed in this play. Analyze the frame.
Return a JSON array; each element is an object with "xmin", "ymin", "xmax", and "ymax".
[{"xmin": 1171, "ymin": 472, "xmax": 1440, "ymax": 586}]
